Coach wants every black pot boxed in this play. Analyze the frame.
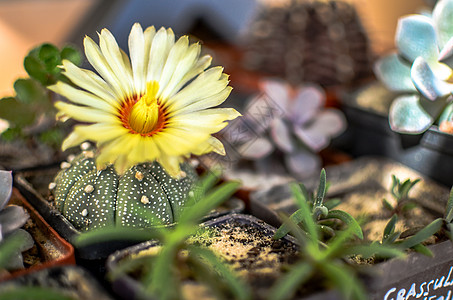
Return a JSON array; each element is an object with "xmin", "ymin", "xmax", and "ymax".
[
  {"xmin": 336, "ymin": 86, "xmax": 453, "ymax": 187},
  {"xmin": 106, "ymin": 213, "xmax": 299, "ymax": 300},
  {"xmin": 369, "ymin": 239, "xmax": 453, "ymax": 300},
  {"xmin": 0, "ymin": 265, "xmax": 114, "ymax": 300}
]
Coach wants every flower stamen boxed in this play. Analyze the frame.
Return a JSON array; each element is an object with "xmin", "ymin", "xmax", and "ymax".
[{"xmin": 129, "ymin": 81, "xmax": 160, "ymax": 134}]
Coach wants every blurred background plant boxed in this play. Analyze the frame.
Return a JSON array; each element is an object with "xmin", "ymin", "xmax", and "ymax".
[
  {"xmin": 0, "ymin": 170, "xmax": 34, "ymax": 276},
  {"xmin": 374, "ymin": 0, "xmax": 453, "ymax": 135},
  {"xmin": 0, "ymin": 43, "xmax": 81, "ymax": 170},
  {"xmin": 226, "ymin": 79, "xmax": 346, "ymax": 180}
]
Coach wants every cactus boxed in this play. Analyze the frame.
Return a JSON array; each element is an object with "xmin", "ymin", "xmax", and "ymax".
[
  {"xmin": 50, "ymin": 145, "xmax": 198, "ymax": 232},
  {"xmin": 242, "ymin": 0, "xmax": 373, "ymax": 87},
  {"xmin": 0, "ymin": 170, "xmax": 34, "ymax": 271}
]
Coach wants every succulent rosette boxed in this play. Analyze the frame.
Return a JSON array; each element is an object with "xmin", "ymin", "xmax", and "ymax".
[
  {"xmin": 374, "ymin": 0, "xmax": 453, "ymax": 134},
  {"xmin": 49, "ymin": 23, "xmax": 240, "ymax": 178},
  {"xmin": 234, "ymin": 80, "xmax": 346, "ymax": 179}
]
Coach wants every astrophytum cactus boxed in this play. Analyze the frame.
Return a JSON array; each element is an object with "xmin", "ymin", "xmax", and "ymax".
[
  {"xmin": 50, "ymin": 144, "xmax": 198, "ymax": 231},
  {"xmin": 47, "ymin": 24, "xmax": 239, "ymax": 231},
  {"xmin": 375, "ymin": 0, "xmax": 453, "ymax": 134}
]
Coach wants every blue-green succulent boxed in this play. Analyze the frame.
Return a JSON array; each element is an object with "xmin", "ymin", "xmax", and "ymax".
[
  {"xmin": 375, "ymin": 0, "xmax": 453, "ymax": 134},
  {"xmin": 0, "ymin": 170, "xmax": 34, "ymax": 271},
  {"xmin": 50, "ymin": 144, "xmax": 198, "ymax": 232}
]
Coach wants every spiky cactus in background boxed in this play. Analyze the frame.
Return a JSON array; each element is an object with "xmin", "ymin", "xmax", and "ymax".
[
  {"xmin": 241, "ymin": 0, "xmax": 373, "ymax": 87},
  {"xmin": 50, "ymin": 144, "xmax": 197, "ymax": 231},
  {"xmin": 0, "ymin": 170, "xmax": 34, "ymax": 271},
  {"xmin": 47, "ymin": 24, "xmax": 239, "ymax": 231}
]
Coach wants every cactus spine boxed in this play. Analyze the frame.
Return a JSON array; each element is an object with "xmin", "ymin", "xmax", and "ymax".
[{"xmin": 51, "ymin": 146, "xmax": 198, "ymax": 231}]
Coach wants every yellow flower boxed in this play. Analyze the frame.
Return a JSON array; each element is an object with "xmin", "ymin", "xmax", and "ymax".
[{"xmin": 49, "ymin": 23, "xmax": 240, "ymax": 178}]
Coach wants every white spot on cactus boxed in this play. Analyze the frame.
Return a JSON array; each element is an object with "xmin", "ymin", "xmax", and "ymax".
[
  {"xmin": 84, "ymin": 185, "xmax": 94, "ymax": 193},
  {"xmin": 141, "ymin": 195, "xmax": 150, "ymax": 204},
  {"xmin": 83, "ymin": 151, "xmax": 95, "ymax": 158},
  {"xmin": 135, "ymin": 171, "xmax": 144, "ymax": 181},
  {"xmin": 80, "ymin": 142, "xmax": 91, "ymax": 151},
  {"xmin": 60, "ymin": 162, "xmax": 71, "ymax": 169},
  {"xmin": 81, "ymin": 209, "xmax": 88, "ymax": 217},
  {"xmin": 48, "ymin": 182, "xmax": 56, "ymax": 190},
  {"xmin": 67, "ymin": 154, "xmax": 76, "ymax": 162}
]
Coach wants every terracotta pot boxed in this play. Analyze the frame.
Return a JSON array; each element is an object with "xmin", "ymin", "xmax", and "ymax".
[{"xmin": 1, "ymin": 188, "xmax": 75, "ymax": 281}]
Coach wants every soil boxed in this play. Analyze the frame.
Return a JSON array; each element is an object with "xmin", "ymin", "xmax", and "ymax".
[{"xmin": 127, "ymin": 216, "xmax": 299, "ymax": 300}]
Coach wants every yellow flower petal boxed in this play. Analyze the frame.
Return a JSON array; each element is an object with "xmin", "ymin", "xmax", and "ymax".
[
  {"xmin": 61, "ymin": 60, "xmax": 118, "ymax": 103},
  {"xmin": 55, "ymin": 102, "xmax": 117, "ymax": 123},
  {"xmin": 147, "ymin": 27, "xmax": 175, "ymax": 83},
  {"xmin": 84, "ymin": 35, "xmax": 125, "ymax": 98},
  {"xmin": 48, "ymin": 82, "xmax": 117, "ymax": 113}
]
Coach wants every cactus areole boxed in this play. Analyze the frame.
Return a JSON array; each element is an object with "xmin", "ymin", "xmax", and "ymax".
[{"xmin": 50, "ymin": 148, "xmax": 198, "ymax": 231}]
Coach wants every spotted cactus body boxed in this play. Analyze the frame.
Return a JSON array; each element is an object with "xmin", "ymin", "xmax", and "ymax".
[{"xmin": 51, "ymin": 150, "xmax": 198, "ymax": 231}]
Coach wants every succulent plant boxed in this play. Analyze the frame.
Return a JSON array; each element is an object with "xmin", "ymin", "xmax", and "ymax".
[
  {"xmin": 230, "ymin": 79, "xmax": 346, "ymax": 180},
  {"xmin": 50, "ymin": 144, "xmax": 198, "ymax": 232},
  {"xmin": 0, "ymin": 170, "xmax": 34, "ymax": 271},
  {"xmin": 374, "ymin": 0, "xmax": 453, "ymax": 134},
  {"xmin": 242, "ymin": 0, "xmax": 373, "ymax": 87}
]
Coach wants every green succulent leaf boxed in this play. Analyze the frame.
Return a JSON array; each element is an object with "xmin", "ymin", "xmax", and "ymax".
[
  {"xmin": 274, "ymin": 209, "xmax": 306, "ymax": 240},
  {"xmin": 24, "ymin": 43, "xmax": 61, "ymax": 86},
  {"xmin": 324, "ymin": 198, "xmax": 341, "ymax": 210},
  {"xmin": 382, "ymin": 198, "xmax": 395, "ymax": 211},
  {"xmin": 374, "ymin": 54, "xmax": 416, "ymax": 92},
  {"xmin": 411, "ymin": 57, "xmax": 453, "ymax": 101},
  {"xmin": 389, "ymin": 94, "xmax": 435, "ymax": 134},
  {"xmin": 14, "ymin": 78, "xmax": 48, "ymax": 105},
  {"xmin": 396, "ymin": 15, "xmax": 439, "ymax": 63},
  {"xmin": 60, "ymin": 45, "xmax": 82, "ymax": 66},
  {"xmin": 326, "ymin": 210, "xmax": 363, "ymax": 240},
  {"xmin": 433, "ymin": 0, "xmax": 453, "ymax": 49},
  {"xmin": 0, "ymin": 97, "xmax": 36, "ymax": 126},
  {"xmin": 320, "ymin": 262, "xmax": 367, "ymax": 300}
]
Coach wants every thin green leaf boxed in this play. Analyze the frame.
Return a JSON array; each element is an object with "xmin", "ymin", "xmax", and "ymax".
[
  {"xmin": 445, "ymin": 187, "xmax": 453, "ymax": 222},
  {"xmin": 324, "ymin": 198, "xmax": 341, "ymax": 210},
  {"xmin": 344, "ymin": 242, "xmax": 405, "ymax": 259},
  {"xmin": 0, "ymin": 286, "xmax": 75, "ymax": 300},
  {"xmin": 73, "ymin": 226, "xmax": 163, "ymax": 247},
  {"xmin": 315, "ymin": 169, "xmax": 327, "ymax": 207},
  {"xmin": 382, "ymin": 198, "xmax": 394, "ymax": 211},
  {"xmin": 148, "ymin": 242, "xmax": 180, "ymax": 300},
  {"xmin": 179, "ymin": 180, "xmax": 240, "ymax": 225},
  {"xmin": 320, "ymin": 262, "xmax": 367, "ymax": 300},
  {"xmin": 274, "ymin": 209, "xmax": 305, "ymax": 240},
  {"xmin": 398, "ymin": 218, "xmax": 443, "ymax": 250},
  {"xmin": 383, "ymin": 232, "xmax": 401, "ymax": 245},
  {"xmin": 383, "ymin": 214, "xmax": 398, "ymax": 243},
  {"xmin": 189, "ymin": 245, "xmax": 252, "ymax": 300},
  {"xmin": 326, "ymin": 210, "xmax": 363, "ymax": 240},
  {"xmin": 412, "ymin": 243, "xmax": 433, "ymax": 257},
  {"xmin": 267, "ymin": 262, "xmax": 313, "ymax": 300},
  {"xmin": 293, "ymin": 183, "xmax": 309, "ymax": 209},
  {"xmin": 320, "ymin": 225, "xmax": 357, "ymax": 260},
  {"xmin": 289, "ymin": 183, "xmax": 319, "ymax": 244}
]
